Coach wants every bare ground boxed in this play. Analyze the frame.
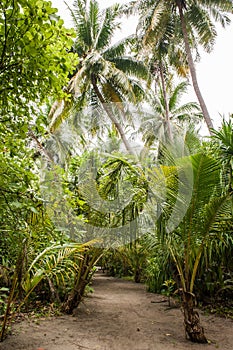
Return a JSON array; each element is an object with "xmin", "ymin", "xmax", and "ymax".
[{"xmin": 0, "ymin": 272, "xmax": 232, "ymax": 350}]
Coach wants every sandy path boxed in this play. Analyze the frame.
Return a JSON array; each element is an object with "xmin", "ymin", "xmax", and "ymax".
[{"xmin": 0, "ymin": 272, "xmax": 232, "ymax": 350}]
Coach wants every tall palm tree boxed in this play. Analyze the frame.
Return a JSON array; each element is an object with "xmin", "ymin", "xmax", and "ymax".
[
  {"xmin": 49, "ymin": 0, "xmax": 150, "ymax": 154},
  {"xmin": 124, "ymin": 0, "xmax": 232, "ymax": 134},
  {"xmin": 147, "ymin": 45, "xmax": 189, "ymax": 142},
  {"xmin": 136, "ymin": 5, "xmax": 190, "ymax": 141},
  {"xmin": 140, "ymin": 78, "xmax": 202, "ymax": 148}
]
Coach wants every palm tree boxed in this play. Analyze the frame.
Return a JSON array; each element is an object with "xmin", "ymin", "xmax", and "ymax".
[
  {"xmin": 140, "ymin": 78, "xmax": 202, "ymax": 149},
  {"xmin": 136, "ymin": 7, "xmax": 190, "ymax": 142},
  {"xmin": 124, "ymin": 0, "xmax": 232, "ymax": 134},
  {"xmin": 148, "ymin": 152, "xmax": 232, "ymax": 342},
  {"xmin": 148, "ymin": 49, "xmax": 189, "ymax": 142},
  {"xmin": 49, "ymin": 0, "xmax": 150, "ymax": 154}
]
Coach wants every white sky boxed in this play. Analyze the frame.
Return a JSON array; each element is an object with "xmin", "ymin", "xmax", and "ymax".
[{"xmin": 51, "ymin": 0, "xmax": 233, "ymax": 131}]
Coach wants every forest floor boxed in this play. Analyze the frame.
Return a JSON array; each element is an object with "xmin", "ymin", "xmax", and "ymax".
[{"xmin": 0, "ymin": 271, "xmax": 233, "ymax": 350}]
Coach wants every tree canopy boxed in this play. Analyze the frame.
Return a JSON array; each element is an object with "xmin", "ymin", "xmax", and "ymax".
[{"xmin": 0, "ymin": 0, "xmax": 78, "ymax": 121}]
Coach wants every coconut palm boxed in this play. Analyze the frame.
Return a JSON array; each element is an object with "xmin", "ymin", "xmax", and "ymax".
[
  {"xmin": 140, "ymin": 78, "xmax": 202, "ymax": 149},
  {"xmin": 147, "ymin": 50, "xmax": 189, "ymax": 142},
  {"xmin": 136, "ymin": 6, "xmax": 190, "ymax": 141},
  {"xmin": 49, "ymin": 0, "xmax": 150, "ymax": 154},
  {"xmin": 124, "ymin": 0, "xmax": 232, "ymax": 133}
]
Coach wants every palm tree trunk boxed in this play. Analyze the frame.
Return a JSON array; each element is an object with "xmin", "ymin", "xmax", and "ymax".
[
  {"xmin": 181, "ymin": 291, "xmax": 208, "ymax": 343},
  {"xmin": 91, "ymin": 74, "xmax": 134, "ymax": 154},
  {"xmin": 159, "ymin": 61, "xmax": 173, "ymax": 142},
  {"xmin": 62, "ymin": 253, "xmax": 90, "ymax": 314},
  {"xmin": 177, "ymin": 3, "xmax": 214, "ymax": 134}
]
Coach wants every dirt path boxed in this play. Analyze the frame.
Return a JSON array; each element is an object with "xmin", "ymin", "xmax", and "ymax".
[{"xmin": 1, "ymin": 272, "xmax": 232, "ymax": 350}]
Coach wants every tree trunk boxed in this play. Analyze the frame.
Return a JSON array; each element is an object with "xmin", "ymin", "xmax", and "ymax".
[
  {"xmin": 181, "ymin": 291, "xmax": 208, "ymax": 343},
  {"xmin": 62, "ymin": 250, "xmax": 101, "ymax": 314},
  {"xmin": 134, "ymin": 267, "xmax": 142, "ymax": 283},
  {"xmin": 159, "ymin": 61, "xmax": 173, "ymax": 142},
  {"xmin": 91, "ymin": 74, "xmax": 135, "ymax": 154},
  {"xmin": 62, "ymin": 277, "xmax": 88, "ymax": 314},
  {"xmin": 47, "ymin": 277, "xmax": 61, "ymax": 303},
  {"xmin": 178, "ymin": 3, "xmax": 214, "ymax": 134}
]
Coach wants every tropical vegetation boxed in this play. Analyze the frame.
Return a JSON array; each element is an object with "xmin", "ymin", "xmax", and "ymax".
[{"xmin": 0, "ymin": 0, "xmax": 232, "ymax": 345}]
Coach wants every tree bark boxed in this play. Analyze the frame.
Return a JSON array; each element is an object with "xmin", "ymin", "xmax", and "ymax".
[
  {"xmin": 62, "ymin": 251, "xmax": 100, "ymax": 314},
  {"xmin": 91, "ymin": 74, "xmax": 135, "ymax": 154},
  {"xmin": 62, "ymin": 277, "xmax": 88, "ymax": 314},
  {"xmin": 177, "ymin": 3, "xmax": 214, "ymax": 134},
  {"xmin": 181, "ymin": 291, "xmax": 208, "ymax": 343},
  {"xmin": 159, "ymin": 61, "xmax": 173, "ymax": 142},
  {"xmin": 62, "ymin": 255, "xmax": 90, "ymax": 315}
]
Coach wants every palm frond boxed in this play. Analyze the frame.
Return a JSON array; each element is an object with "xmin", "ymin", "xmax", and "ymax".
[
  {"xmin": 209, "ymin": 7, "xmax": 231, "ymax": 27},
  {"xmin": 168, "ymin": 81, "xmax": 189, "ymax": 110},
  {"xmin": 95, "ymin": 3, "xmax": 121, "ymax": 51},
  {"xmin": 66, "ymin": 0, "xmax": 90, "ymax": 48},
  {"xmin": 173, "ymin": 103, "xmax": 203, "ymax": 122},
  {"xmin": 121, "ymin": 0, "xmax": 141, "ymax": 17},
  {"xmin": 49, "ymin": 99, "xmax": 73, "ymax": 133},
  {"xmin": 104, "ymin": 35, "xmax": 136, "ymax": 60},
  {"xmin": 187, "ymin": 4, "xmax": 216, "ymax": 52},
  {"xmin": 142, "ymin": 2, "xmax": 172, "ymax": 48},
  {"xmin": 89, "ymin": 0, "xmax": 100, "ymax": 43},
  {"xmin": 112, "ymin": 57, "xmax": 150, "ymax": 82},
  {"xmin": 212, "ymin": 118, "xmax": 233, "ymax": 153},
  {"xmin": 21, "ymin": 241, "xmax": 93, "ymax": 296},
  {"xmin": 184, "ymin": 153, "xmax": 221, "ymax": 230},
  {"xmin": 64, "ymin": 0, "xmax": 85, "ymax": 33},
  {"xmin": 100, "ymin": 63, "xmax": 136, "ymax": 102},
  {"xmin": 202, "ymin": 195, "xmax": 232, "ymax": 235}
]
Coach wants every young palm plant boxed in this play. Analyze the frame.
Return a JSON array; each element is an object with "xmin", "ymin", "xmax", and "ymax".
[
  {"xmin": 159, "ymin": 153, "xmax": 232, "ymax": 343},
  {"xmin": 0, "ymin": 239, "xmax": 89, "ymax": 341}
]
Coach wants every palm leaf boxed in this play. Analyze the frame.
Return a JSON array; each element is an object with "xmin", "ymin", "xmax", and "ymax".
[
  {"xmin": 95, "ymin": 4, "xmax": 121, "ymax": 51},
  {"xmin": 104, "ymin": 35, "xmax": 136, "ymax": 60},
  {"xmin": 187, "ymin": 4, "xmax": 216, "ymax": 52},
  {"xmin": 112, "ymin": 57, "xmax": 150, "ymax": 81},
  {"xmin": 168, "ymin": 81, "xmax": 188, "ymax": 110},
  {"xmin": 187, "ymin": 153, "xmax": 220, "ymax": 213},
  {"xmin": 190, "ymin": 195, "xmax": 231, "ymax": 292}
]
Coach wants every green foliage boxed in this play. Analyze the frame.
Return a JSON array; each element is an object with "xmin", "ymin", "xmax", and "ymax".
[
  {"xmin": 0, "ymin": 0, "xmax": 78, "ymax": 119},
  {"xmin": 21, "ymin": 242, "xmax": 85, "ymax": 300},
  {"xmin": 161, "ymin": 279, "xmax": 176, "ymax": 306},
  {"xmin": 211, "ymin": 116, "xmax": 233, "ymax": 193},
  {"xmin": 124, "ymin": 0, "xmax": 232, "ymax": 56},
  {"xmin": 62, "ymin": 151, "xmax": 148, "ymax": 245},
  {"xmin": 0, "ymin": 130, "xmax": 38, "ymax": 265},
  {"xmin": 0, "ymin": 0, "xmax": 80, "ymax": 332},
  {"xmin": 0, "ymin": 1, "xmax": 232, "ymax": 343},
  {"xmin": 140, "ymin": 77, "xmax": 203, "ymax": 144},
  {"xmin": 144, "ymin": 244, "xmax": 173, "ymax": 293},
  {"xmin": 49, "ymin": 0, "xmax": 149, "ymax": 153},
  {"xmin": 124, "ymin": 0, "xmax": 232, "ymax": 134},
  {"xmin": 102, "ymin": 241, "xmax": 148, "ymax": 283}
]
